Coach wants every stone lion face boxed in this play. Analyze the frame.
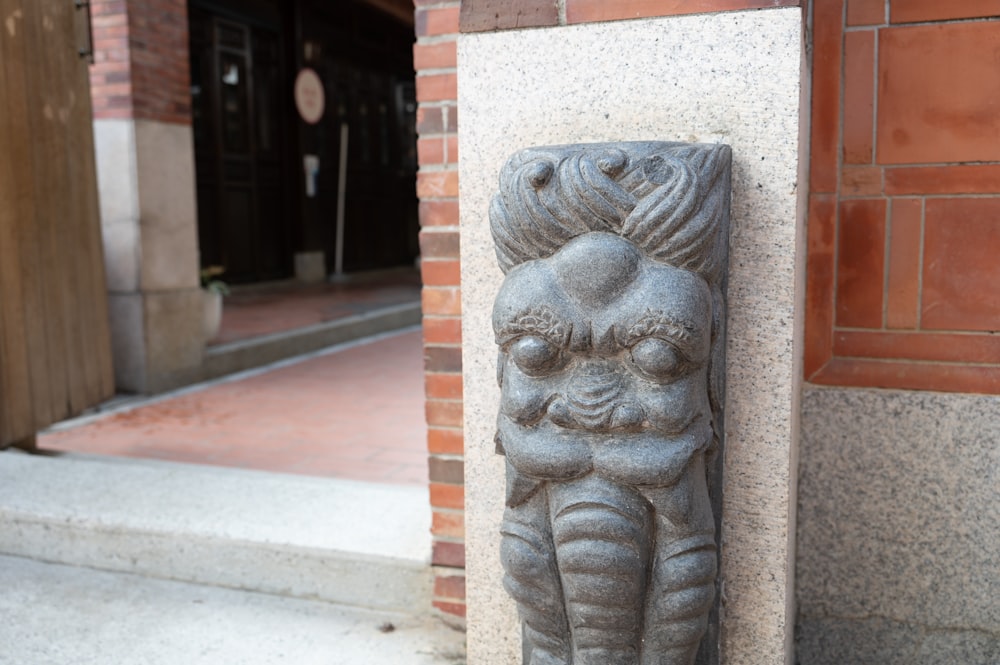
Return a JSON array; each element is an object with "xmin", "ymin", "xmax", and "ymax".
[{"xmin": 493, "ymin": 232, "xmax": 715, "ymax": 487}]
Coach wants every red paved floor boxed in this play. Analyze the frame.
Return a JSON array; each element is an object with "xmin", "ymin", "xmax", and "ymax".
[
  {"xmin": 211, "ymin": 272, "xmax": 421, "ymax": 345},
  {"xmin": 39, "ymin": 330, "xmax": 428, "ymax": 485}
]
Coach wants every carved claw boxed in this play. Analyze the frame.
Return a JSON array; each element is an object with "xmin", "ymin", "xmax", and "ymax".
[{"xmin": 501, "ymin": 496, "xmax": 572, "ymax": 664}]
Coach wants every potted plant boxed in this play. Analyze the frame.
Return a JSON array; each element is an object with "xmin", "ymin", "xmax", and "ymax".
[{"xmin": 200, "ymin": 266, "xmax": 229, "ymax": 341}]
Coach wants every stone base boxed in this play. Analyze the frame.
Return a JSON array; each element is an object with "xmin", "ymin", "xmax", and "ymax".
[
  {"xmin": 94, "ymin": 118, "xmax": 203, "ymax": 395},
  {"xmin": 796, "ymin": 386, "xmax": 1000, "ymax": 664},
  {"xmin": 108, "ymin": 288, "xmax": 205, "ymax": 394},
  {"xmin": 797, "ymin": 616, "xmax": 999, "ymax": 664}
]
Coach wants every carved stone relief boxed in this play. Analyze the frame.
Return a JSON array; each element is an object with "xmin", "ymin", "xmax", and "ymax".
[{"xmin": 490, "ymin": 142, "xmax": 731, "ymax": 665}]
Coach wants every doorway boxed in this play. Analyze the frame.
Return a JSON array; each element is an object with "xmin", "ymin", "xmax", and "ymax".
[
  {"xmin": 189, "ymin": 0, "xmax": 419, "ymax": 285},
  {"xmin": 297, "ymin": 0, "xmax": 420, "ymax": 276},
  {"xmin": 319, "ymin": 66, "xmax": 419, "ymax": 273},
  {"xmin": 190, "ymin": 5, "xmax": 291, "ymax": 284}
]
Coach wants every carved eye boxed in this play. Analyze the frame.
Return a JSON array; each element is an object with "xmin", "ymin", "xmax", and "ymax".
[
  {"xmin": 629, "ymin": 338, "xmax": 683, "ymax": 382},
  {"xmin": 509, "ymin": 336, "xmax": 563, "ymax": 376}
]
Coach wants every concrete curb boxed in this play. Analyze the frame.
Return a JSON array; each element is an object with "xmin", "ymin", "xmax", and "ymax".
[
  {"xmin": 0, "ymin": 451, "xmax": 431, "ymax": 612},
  {"xmin": 201, "ymin": 301, "xmax": 422, "ymax": 382}
]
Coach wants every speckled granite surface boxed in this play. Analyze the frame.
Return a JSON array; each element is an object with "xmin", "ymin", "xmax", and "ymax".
[
  {"xmin": 797, "ymin": 386, "xmax": 1000, "ymax": 664},
  {"xmin": 458, "ymin": 8, "xmax": 805, "ymax": 664}
]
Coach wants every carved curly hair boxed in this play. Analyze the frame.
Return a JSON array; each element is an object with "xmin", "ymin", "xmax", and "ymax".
[{"xmin": 489, "ymin": 141, "xmax": 731, "ymax": 284}]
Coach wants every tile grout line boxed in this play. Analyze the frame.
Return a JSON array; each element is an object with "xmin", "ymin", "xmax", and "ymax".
[
  {"xmin": 882, "ymin": 198, "xmax": 891, "ymax": 329},
  {"xmin": 831, "ymin": 0, "xmax": 847, "ymax": 336},
  {"xmin": 916, "ymin": 199, "xmax": 925, "ymax": 330}
]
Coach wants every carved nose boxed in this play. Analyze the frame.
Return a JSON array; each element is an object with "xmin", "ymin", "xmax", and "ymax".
[{"xmin": 548, "ymin": 362, "xmax": 645, "ymax": 432}]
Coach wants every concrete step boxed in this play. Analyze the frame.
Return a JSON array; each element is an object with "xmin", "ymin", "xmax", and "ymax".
[
  {"xmin": 0, "ymin": 554, "xmax": 465, "ymax": 665},
  {"xmin": 0, "ymin": 450, "xmax": 431, "ymax": 613},
  {"xmin": 201, "ymin": 301, "xmax": 422, "ymax": 383}
]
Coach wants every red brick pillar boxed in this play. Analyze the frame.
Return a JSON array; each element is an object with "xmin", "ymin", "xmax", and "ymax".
[
  {"xmin": 89, "ymin": 0, "xmax": 133, "ymax": 118},
  {"xmin": 414, "ymin": 0, "xmax": 466, "ymax": 621},
  {"xmin": 89, "ymin": 0, "xmax": 190, "ymax": 123}
]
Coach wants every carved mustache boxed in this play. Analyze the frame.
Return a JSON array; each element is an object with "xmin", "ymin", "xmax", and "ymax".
[{"xmin": 546, "ymin": 364, "xmax": 646, "ymax": 432}]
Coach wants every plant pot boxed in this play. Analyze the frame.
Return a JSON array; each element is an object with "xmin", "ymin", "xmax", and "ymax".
[{"xmin": 203, "ymin": 289, "xmax": 223, "ymax": 342}]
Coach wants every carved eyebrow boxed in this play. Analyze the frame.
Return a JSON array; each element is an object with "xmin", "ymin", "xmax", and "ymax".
[
  {"xmin": 495, "ymin": 307, "xmax": 571, "ymax": 346},
  {"xmin": 620, "ymin": 309, "xmax": 698, "ymax": 351}
]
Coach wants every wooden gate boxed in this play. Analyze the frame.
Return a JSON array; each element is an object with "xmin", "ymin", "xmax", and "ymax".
[{"xmin": 0, "ymin": 0, "xmax": 113, "ymax": 447}]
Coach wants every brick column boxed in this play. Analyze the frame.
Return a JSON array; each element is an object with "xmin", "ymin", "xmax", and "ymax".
[
  {"xmin": 88, "ymin": 0, "xmax": 202, "ymax": 394},
  {"xmin": 414, "ymin": 0, "xmax": 465, "ymax": 621},
  {"xmin": 89, "ymin": 0, "xmax": 133, "ymax": 118}
]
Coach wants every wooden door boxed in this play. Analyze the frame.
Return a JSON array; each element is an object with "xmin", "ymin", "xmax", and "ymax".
[
  {"xmin": 0, "ymin": 0, "xmax": 114, "ymax": 447},
  {"xmin": 321, "ymin": 64, "xmax": 419, "ymax": 273},
  {"xmin": 190, "ymin": 9, "xmax": 290, "ymax": 284}
]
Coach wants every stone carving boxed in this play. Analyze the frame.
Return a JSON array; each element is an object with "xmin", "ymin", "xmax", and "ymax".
[{"xmin": 490, "ymin": 142, "xmax": 731, "ymax": 665}]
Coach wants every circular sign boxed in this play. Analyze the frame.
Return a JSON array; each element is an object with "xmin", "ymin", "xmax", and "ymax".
[{"xmin": 294, "ymin": 68, "xmax": 325, "ymax": 125}]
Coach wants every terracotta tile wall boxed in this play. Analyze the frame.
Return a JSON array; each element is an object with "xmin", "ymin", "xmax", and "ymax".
[
  {"xmin": 414, "ymin": 0, "xmax": 465, "ymax": 621},
  {"xmin": 563, "ymin": 0, "xmax": 800, "ymax": 23},
  {"xmin": 89, "ymin": 0, "xmax": 191, "ymax": 125},
  {"xmin": 805, "ymin": 0, "xmax": 1000, "ymax": 393}
]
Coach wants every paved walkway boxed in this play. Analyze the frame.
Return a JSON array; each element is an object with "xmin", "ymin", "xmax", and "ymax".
[
  {"xmin": 0, "ymin": 555, "xmax": 465, "ymax": 665},
  {"xmin": 38, "ymin": 329, "xmax": 428, "ymax": 485}
]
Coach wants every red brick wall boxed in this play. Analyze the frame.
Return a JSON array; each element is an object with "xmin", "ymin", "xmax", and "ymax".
[
  {"xmin": 414, "ymin": 0, "xmax": 465, "ymax": 620},
  {"xmin": 127, "ymin": 0, "xmax": 191, "ymax": 124},
  {"xmin": 89, "ymin": 0, "xmax": 191, "ymax": 125},
  {"xmin": 805, "ymin": 0, "xmax": 1000, "ymax": 393},
  {"xmin": 90, "ymin": 0, "xmax": 133, "ymax": 118}
]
